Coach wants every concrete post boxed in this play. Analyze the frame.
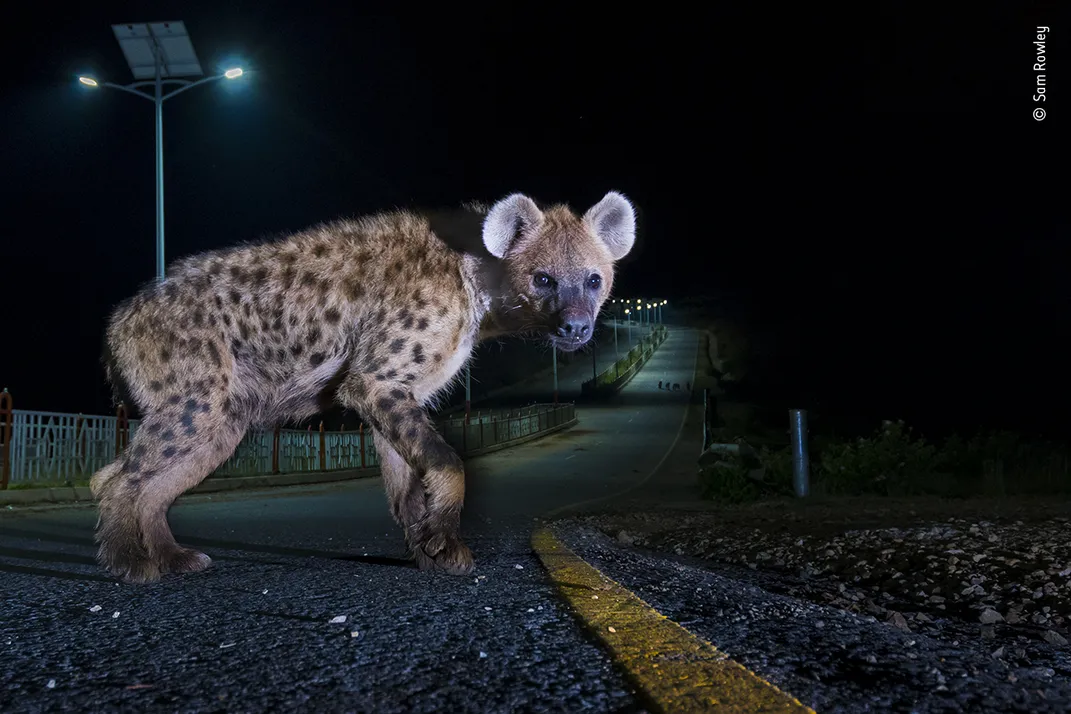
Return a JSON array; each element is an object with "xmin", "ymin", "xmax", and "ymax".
[{"xmin": 790, "ymin": 409, "xmax": 810, "ymax": 497}]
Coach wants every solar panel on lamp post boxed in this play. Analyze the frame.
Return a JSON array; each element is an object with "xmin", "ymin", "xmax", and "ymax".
[{"xmin": 79, "ymin": 21, "xmax": 243, "ymax": 280}]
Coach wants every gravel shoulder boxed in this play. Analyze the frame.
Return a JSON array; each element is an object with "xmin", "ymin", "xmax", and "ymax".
[{"xmin": 576, "ymin": 495, "xmax": 1071, "ymax": 687}]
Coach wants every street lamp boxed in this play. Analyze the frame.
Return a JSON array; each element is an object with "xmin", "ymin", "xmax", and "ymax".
[
  {"xmin": 79, "ymin": 21, "xmax": 244, "ymax": 280},
  {"xmin": 624, "ymin": 308, "xmax": 632, "ymax": 347},
  {"xmin": 612, "ymin": 312, "xmax": 619, "ymax": 361}
]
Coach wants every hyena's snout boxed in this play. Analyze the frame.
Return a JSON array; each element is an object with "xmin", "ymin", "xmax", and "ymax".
[{"xmin": 554, "ymin": 308, "xmax": 593, "ymax": 350}]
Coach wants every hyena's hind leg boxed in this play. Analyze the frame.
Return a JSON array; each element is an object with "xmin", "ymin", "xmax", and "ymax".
[{"xmin": 93, "ymin": 402, "xmax": 246, "ymax": 584}]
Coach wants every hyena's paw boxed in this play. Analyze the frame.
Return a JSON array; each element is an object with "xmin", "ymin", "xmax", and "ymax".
[
  {"xmin": 160, "ymin": 546, "xmax": 213, "ymax": 575},
  {"xmin": 414, "ymin": 531, "xmax": 475, "ymax": 576},
  {"xmin": 98, "ymin": 542, "xmax": 162, "ymax": 585}
]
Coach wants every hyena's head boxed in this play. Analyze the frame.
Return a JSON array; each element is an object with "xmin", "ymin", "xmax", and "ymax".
[{"xmin": 482, "ymin": 191, "xmax": 636, "ymax": 352}]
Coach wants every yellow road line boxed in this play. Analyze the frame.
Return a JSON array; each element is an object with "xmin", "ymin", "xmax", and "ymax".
[{"xmin": 532, "ymin": 528, "xmax": 816, "ymax": 714}]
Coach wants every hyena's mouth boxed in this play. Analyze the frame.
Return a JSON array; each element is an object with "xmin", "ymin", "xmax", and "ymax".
[{"xmin": 550, "ymin": 335, "xmax": 589, "ymax": 352}]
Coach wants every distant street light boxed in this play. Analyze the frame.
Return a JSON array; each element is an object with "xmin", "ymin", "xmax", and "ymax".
[{"xmin": 79, "ymin": 21, "xmax": 244, "ymax": 279}]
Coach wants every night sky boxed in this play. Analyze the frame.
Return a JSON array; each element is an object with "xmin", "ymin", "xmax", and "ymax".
[{"xmin": 1, "ymin": 3, "xmax": 1066, "ymax": 439}]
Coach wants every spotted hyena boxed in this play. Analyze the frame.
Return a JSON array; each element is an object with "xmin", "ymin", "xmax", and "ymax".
[{"xmin": 91, "ymin": 191, "xmax": 636, "ymax": 583}]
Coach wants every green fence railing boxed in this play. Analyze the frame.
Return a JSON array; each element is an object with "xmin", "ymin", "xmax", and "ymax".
[{"xmin": 580, "ymin": 325, "xmax": 668, "ymax": 396}]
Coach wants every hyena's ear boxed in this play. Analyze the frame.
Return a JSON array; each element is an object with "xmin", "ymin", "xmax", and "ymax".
[
  {"xmin": 482, "ymin": 194, "xmax": 544, "ymax": 258},
  {"xmin": 583, "ymin": 191, "xmax": 636, "ymax": 261}
]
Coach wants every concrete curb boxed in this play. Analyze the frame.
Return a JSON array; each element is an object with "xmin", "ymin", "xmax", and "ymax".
[
  {"xmin": 0, "ymin": 469, "xmax": 377, "ymax": 508},
  {"xmin": 0, "ymin": 486, "xmax": 96, "ymax": 505},
  {"xmin": 0, "ymin": 418, "xmax": 580, "ymax": 509}
]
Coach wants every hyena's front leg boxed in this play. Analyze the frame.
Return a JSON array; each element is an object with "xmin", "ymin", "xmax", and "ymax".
[
  {"xmin": 341, "ymin": 375, "xmax": 474, "ymax": 575},
  {"xmin": 372, "ymin": 430, "xmax": 429, "ymax": 542}
]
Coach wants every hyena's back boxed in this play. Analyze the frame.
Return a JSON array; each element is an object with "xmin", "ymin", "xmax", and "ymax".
[
  {"xmin": 105, "ymin": 211, "xmax": 472, "ymax": 427},
  {"xmin": 94, "ymin": 211, "xmax": 479, "ymax": 583}
]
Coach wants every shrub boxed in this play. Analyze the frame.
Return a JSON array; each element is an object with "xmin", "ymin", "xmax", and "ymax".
[
  {"xmin": 939, "ymin": 430, "xmax": 1069, "ymax": 496},
  {"xmin": 698, "ymin": 458, "xmax": 764, "ymax": 504},
  {"xmin": 816, "ymin": 420, "xmax": 940, "ymax": 496},
  {"xmin": 698, "ymin": 446, "xmax": 795, "ymax": 504}
]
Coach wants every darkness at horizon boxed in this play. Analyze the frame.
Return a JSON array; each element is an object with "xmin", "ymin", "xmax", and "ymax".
[{"xmin": 0, "ymin": 3, "xmax": 1066, "ymax": 441}]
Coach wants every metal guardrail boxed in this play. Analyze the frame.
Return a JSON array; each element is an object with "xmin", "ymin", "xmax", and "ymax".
[
  {"xmin": 0, "ymin": 406, "xmax": 143, "ymax": 486},
  {"xmin": 214, "ymin": 424, "xmax": 381, "ymax": 477},
  {"xmin": 441, "ymin": 403, "xmax": 575, "ymax": 455},
  {"xmin": 0, "ymin": 388, "xmax": 576, "ymax": 487},
  {"xmin": 580, "ymin": 325, "xmax": 668, "ymax": 395}
]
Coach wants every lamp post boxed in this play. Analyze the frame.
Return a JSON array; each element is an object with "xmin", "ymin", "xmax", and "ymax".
[
  {"xmin": 612, "ymin": 315, "xmax": 619, "ymax": 361},
  {"xmin": 552, "ymin": 346, "xmax": 558, "ymax": 404},
  {"xmin": 464, "ymin": 363, "xmax": 471, "ymax": 424},
  {"xmin": 624, "ymin": 309, "xmax": 632, "ymax": 347},
  {"xmin": 79, "ymin": 21, "xmax": 244, "ymax": 279}
]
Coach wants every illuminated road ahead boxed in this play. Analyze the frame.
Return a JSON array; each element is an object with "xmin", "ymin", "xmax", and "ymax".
[{"xmin": 459, "ymin": 318, "xmax": 662, "ymax": 411}]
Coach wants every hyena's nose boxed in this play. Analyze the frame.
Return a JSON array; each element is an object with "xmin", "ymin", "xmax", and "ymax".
[{"xmin": 558, "ymin": 317, "xmax": 592, "ymax": 341}]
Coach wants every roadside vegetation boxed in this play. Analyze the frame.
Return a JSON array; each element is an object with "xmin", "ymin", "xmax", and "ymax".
[{"xmin": 700, "ymin": 419, "xmax": 1071, "ymax": 504}]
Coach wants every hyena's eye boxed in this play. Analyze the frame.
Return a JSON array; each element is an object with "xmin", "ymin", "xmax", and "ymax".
[
  {"xmin": 587, "ymin": 274, "xmax": 602, "ymax": 290},
  {"xmin": 533, "ymin": 273, "xmax": 556, "ymax": 289}
]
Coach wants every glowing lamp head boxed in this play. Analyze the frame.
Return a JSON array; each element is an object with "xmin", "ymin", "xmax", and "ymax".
[
  {"xmin": 224, "ymin": 67, "xmax": 243, "ymax": 79},
  {"xmin": 79, "ymin": 76, "xmax": 99, "ymax": 87}
]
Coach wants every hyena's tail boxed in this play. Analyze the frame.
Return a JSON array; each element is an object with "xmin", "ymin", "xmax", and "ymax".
[
  {"xmin": 100, "ymin": 327, "xmax": 137, "ymax": 411},
  {"xmin": 89, "ymin": 460, "xmax": 122, "ymax": 500}
]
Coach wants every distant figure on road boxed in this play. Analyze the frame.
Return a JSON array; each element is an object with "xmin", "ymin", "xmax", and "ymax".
[
  {"xmin": 672, "ymin": 383, "xmax": 681, "ymax": 391},
  {"xmin": 658, "ymin": 380, "xmax": 663, "ymax": 389},
  {"xmin": 686, "ymin": 381, "xmax": 691, "ymax": 391}
]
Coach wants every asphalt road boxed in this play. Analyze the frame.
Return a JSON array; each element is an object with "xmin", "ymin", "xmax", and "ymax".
[
  {"xmin": 0, "ymin": 329, "xmax": 696, "ymax": 713},
  {"xmin": 7, "ymin": 325, "xmax": 1063, "ymax": 713},
  {"xmin": 558, "ymin": 523, "xmax": 1071, "ymax": 714}
]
